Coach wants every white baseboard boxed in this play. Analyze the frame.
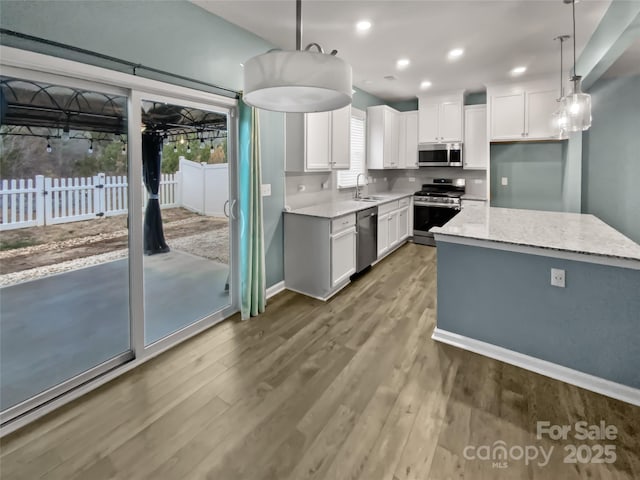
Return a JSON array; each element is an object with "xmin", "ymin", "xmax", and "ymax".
[
  {"xmin": 432, "ymin": 327, "xmax": 640, "ymax": 407},
  {"xmin": 266, "ymin": 281, "xmax": 285, "ymax": 299}
]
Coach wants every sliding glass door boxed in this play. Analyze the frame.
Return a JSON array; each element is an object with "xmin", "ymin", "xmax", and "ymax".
[
  {"xmin": 0, "ymin": 66, "xmax": 238, "ymax": 427},
  {"xmin": 136, "ymin": 94, "xmax": 236, "ymax": 348},
  {"xmin": 0, "ymin": 73, "xmax": 133, "ymax": 420}
]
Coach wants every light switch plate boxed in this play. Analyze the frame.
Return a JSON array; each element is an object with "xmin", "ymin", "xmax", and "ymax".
[
  {"xmin": 261, "ymin": 184, "xmax": 271, "ymax": 196},
  {"xmin": 501, "ymin": 177, "xmax": 508, "ymax": 186}
]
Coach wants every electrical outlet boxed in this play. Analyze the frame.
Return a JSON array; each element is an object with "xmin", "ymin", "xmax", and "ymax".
[
  {"xmin": 551, "ymin": 268, "xmax": 565, "ymax": 288},
  {"xmin": 501, "ymin": 177, "xmax": 509, "ymax": 186},
  {"xmin": 261, "ymin": 183, "xmax": 271, "ymax": 196}
]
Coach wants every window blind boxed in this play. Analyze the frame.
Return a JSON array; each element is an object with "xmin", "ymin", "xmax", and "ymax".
[{"xmin": 337, "ymin": 109, "xmax": 366, "ymax": 189}]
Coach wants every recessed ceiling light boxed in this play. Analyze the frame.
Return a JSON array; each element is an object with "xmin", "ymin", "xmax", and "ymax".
[
  {"xmin": 511, "ymin": 66, "xmax": 527, "ymax": 76},
  {"xmin": 356, "ymin": 20, "xmax": 372, "ymax": 32},
  {"xmin": 448, "ymin": 48, "xmax": 464, "ymax": 59},
  {"xmin": 396, "ymin": 58, "xmax": 410, "ymax": 69},
  {"xmin": 420, "ymin": 80, "xmax": 432, "ymax": 90}
]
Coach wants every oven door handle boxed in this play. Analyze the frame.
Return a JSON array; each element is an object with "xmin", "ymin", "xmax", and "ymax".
[{"xmin": 414, "ymin": 201, "xmax": 460, "ymax": 209}]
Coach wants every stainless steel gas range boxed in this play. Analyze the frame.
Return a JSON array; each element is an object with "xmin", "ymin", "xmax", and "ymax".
[{"xmin": 413, "ymin": 178, "xmax": 465, "ymax": 246}]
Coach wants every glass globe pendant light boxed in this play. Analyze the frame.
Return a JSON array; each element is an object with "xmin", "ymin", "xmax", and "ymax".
[
  {"xmin": 562, "ymin": 0, "xmax": 592, "ymax": 132},
  {"xmin": 243, "ymin": 0, "xmax": 352, "ymax": 112}
]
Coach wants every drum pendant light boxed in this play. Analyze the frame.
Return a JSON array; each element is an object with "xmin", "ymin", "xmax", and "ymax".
[
  {"xmin": 243, "ymin": 0, "xmax": 352, "ymax": 112},
  {"xmin": 562, "ymin": 0, "xmax": 592, "ymax": 131}
]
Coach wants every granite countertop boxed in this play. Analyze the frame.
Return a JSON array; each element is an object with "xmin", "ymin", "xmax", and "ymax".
[
  {"xmin": 461, "ymin": 193, "xmax": 487, "ymax": 201},
  {"xmin": 431, "ymin": 206, "xmax": 640, "ymax": 261},
  {"xmin": 285, "ymin": 192, "xmax": 413, "ymax": 219}
]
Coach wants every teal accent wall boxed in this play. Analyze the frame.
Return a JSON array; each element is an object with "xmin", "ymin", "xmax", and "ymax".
[
  {"xmin": 352, "ymin": 87, "xmax": 386, "ymax": 110},
  {"xmin": 0, "ymin": 0, "xmax": 287, "ymax": 287},
  {"xmin": 437, "ymin": 242, "xmax": 640, "ymax": 388},
  {"xmin": 582, "ymin": 74, "xmax": 640, "ymax": 243},
  {"xmin": 490, "ymin": 142, "xmax": 568, "ymax": 212},
  {"xmin": 0, "ymin": 0, "xmax": 268, "ymax": 93},
  {"xmin": 259, "ymin": 111, "xmax": 285, "ymax": 287},
  {"xmin": 387, "ymin": 99, "xmax": 418, "ymax": 112},
  {"xmin": 464, "ymin": 91, "xmax": 487, "ymax": 105}
]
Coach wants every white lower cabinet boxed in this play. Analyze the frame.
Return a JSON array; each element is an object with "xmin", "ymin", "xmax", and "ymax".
[
  {"xmin": 378, "ymin": 213, "xmax": 389, "ymax": 257},
  {"xmin": 331, "ymin": 227, "xmax": 356, "ymax": 288},
  {"xmin": 388, "ymin": 211, "xmax": 399, "ymax": 248},
  {"xmin": 284, "ymin": 212, "xmax": 356, "ymax": 300},
  {"xmin": 398, "ymin": 207, "xmax": 409, "ymax": 241},
  {"xmin": 376, "ymin": 198, "xmax": 411, "ymax": 261}
]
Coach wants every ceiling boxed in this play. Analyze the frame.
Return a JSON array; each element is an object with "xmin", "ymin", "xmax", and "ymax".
[{"xmin": 194, "ymin": 0, "xmax": 611, "ymax": 101}]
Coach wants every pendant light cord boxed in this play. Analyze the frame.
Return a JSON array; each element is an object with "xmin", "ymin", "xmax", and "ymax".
[
  {"xmin": 572, "ymin": 0, "xmax": 577, "ymax": 78},
  {"xmin": 296, "ymin": 0, "xmax": 302, "ymax": 51}
]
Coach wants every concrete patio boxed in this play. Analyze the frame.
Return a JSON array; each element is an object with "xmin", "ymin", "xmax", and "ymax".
[{"xmin": 0, "ymin": 250, "xmax": 230, "ymax": 411}]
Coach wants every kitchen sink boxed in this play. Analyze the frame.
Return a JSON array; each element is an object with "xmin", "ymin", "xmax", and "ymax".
[{"xmin": 356, "ymin": 195, "xmax": 386, "ymax": 202}]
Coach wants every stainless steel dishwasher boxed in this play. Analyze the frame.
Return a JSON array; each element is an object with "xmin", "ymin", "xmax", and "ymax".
[{"xmin": 356, "ymin": 206, "xmax": 378, "ymax": 273}]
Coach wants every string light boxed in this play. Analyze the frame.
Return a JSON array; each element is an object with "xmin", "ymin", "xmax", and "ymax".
[
  {"xmin": 199, "ymin": 136, "xmax": 206, "ymax": 149},
  {"xmin": 88, "ymin": 140, "xmax": 93, "ymax": 155},
  {"xmin": 186, "ymin": 143, "xmax": 191, "ymax": 154},
  {"xmin": 46, "ymin": 137, "xmax": 52, "ymax": 153},
  {"xmin": 121, "ymin": 139, "xmax": 127, "ymax": 154},
  {"xmin": 61, "ymin": 126, "xmax": 70, "ymax": 143},
  {"xmin": 173, "ymin": 142, "xmax": 178, "ymax": 153},
  {"xmin": 210, "ymin": 139, "xmax": 215, "ymax": 154},
  {"xmin": 163, "ymin": 133, "xmax": 169, "ymax": 145}
]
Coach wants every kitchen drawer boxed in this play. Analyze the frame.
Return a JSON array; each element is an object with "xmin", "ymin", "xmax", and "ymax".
[
  {"xmin": 398, "ymin": 197, "xmax": 411, "ymax": 208},
  {"xmin": 331, "ymin": 213, "xmax": 356, "ymax": 233},
  {"xmin": 378, "ymin": 200, "xmax": 399, "ymax": 216}
]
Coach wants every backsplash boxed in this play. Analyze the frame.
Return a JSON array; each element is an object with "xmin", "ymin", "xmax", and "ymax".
[
  {"xmin": 284, "ymin": 171, "xmax": 391, "ymax": 210},
  {"xmin": 376, "ymin": 168, "xmax": 487, "ymax": 197},
  {"xmin": 284, "ymin": 167, "xmax": 486, "ymax": 210}
]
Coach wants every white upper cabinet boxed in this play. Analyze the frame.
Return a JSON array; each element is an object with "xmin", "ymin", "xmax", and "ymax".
[
  {"xmin": 526, "ymin": 88, "xmax": 560, "ymax": 140},
  {"xmin": 304, "ymin": 111, "xmax": 332, "ymax": 170},
  {"xmin": 439, "ymin": 101, "xmax": 463, "ymax": 142},
  {"xmin": 285, "ymin": 106, "xmax": 351, "ymax": 172},
  {"xmin": 367, "ymin": 105, "xmax": 401, "ymax": 169},
  {"xmin": 418, "ymin": 102, "xmax": 439, "ymax": 143},
  {"xmin": 331, "ymin": 105, "xmax": 352, "ymax": 169},
  {"xmin": 463, "ymin": 105, "xmax": 488, "ymax": 170},
  {"xmin": 418, "ymin": 93, "xmax": 463, "ymax": 143},
  {"xmin": 399, "ymin": 111, "xmax": 418, "ymax": 169},
  {"xmin": 488, "ymin": 79, "xmax": 563, "ymax": 141},
  {"xmin": 490, "ymin": 92, "xmax": 525, "ymax": 140}
]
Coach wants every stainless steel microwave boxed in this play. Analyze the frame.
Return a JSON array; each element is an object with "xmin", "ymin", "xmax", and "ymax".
[{"xmin": 418, "ymin": 143, "xmax": 463, "ymax": 167}]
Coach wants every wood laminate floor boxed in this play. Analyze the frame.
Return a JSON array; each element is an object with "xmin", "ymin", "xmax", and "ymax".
[{"xmin": 1, "ymin": 243, "xmax": 638, "ymax": 479}]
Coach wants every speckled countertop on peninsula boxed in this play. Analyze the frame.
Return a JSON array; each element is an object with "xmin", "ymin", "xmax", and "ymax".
[
  {"xmin": 431, "ymin": 206, "xmax": 640, "ymax": 262},
  {"xmin": 285, "ymin": 192, "xmax": 413, "ymax": 219}
]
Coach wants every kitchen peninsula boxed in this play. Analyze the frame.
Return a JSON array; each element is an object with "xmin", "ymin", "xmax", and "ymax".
[{"xmin": 431, "ymin": 207, "xmax": 640, "ymax": 405}]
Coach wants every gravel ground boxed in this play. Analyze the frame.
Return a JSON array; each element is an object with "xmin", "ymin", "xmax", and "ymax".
[{"xmin": 0, "ymin": 227, "xmax": 229, "ymax": 288}]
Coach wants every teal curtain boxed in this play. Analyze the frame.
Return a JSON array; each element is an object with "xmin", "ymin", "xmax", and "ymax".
[{"xmin": 238, "ymin": 99, "xmax": 266, "ymax": 319}]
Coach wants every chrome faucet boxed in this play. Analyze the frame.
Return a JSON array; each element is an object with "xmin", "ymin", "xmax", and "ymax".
[{"xmin": 355, "ymin": 173, "xmax": 365, "ymax": 199}]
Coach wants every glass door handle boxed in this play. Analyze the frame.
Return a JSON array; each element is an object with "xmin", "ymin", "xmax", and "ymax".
[
  {"xmin": 223, "ymin": 200, "xmax": 230, "ymax": 218},
  {"xmin": 230, "ymin": 199, "xmax": 238, "ymax": 220}
]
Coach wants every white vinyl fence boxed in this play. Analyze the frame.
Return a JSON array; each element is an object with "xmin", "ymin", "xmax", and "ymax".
[
  {"xmin": 0, "ymin": 173, "xmax": 179, "ymax": 231},
  {"xmin": 179, "ymin": 158, "xmax": 229, "ymax": 217}
]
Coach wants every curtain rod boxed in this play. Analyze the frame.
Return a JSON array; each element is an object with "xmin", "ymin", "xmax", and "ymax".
[{"xmin": 0, "ymin": 29, "xmax": 240, "ymax": 99}]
